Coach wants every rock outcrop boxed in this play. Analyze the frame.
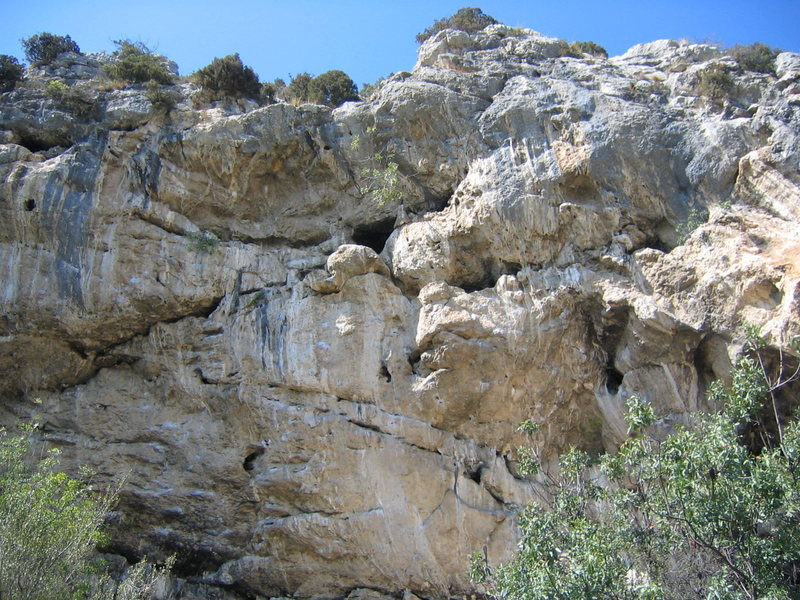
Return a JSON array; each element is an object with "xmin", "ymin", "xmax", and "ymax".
[{"xmin": 1, "ymin": 26, "xmax": 799, "ymax": 599}]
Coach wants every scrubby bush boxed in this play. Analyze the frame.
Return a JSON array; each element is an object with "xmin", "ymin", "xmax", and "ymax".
[
  {"xmin": 360, "ymin": 74, "xmax": 391, "ymax": 100},
  {"xmin": 103, "ymin": 40, "xmax": 174, "ymax": 85},
  {"xmin": 472, "ymin": 330, "xmax": 800, "ymax": 600},
  {"xmin": 0, "ymin": 424, "xmax": 173, "ymax": 599},
  {"xmin": 698, "ymin": 64, "xmax": 735, "ymax": 101},
  {"xmin": 284, "ymin": 71, "xmax": 358, "ymax": 107},
  {"xmin": 568, "ymin": 40, "xmax": 608, "ymax": 58},
  {"xmin": 21, "ymin": 33, "xmax": 80, "ymax": 66},
  {"xmin": 731, "ymin": 42, "xmax": 778, "ymax": 74},
  {"xmin": 145, "ymin": 80, "xmax": 181, "ymax": 111},
  {"xmin": 311, "ymin": 69, "xmax": 359, "ymax": 106},
  {"xmin": 285, "ymin": 72, "xmax": 314, "ymax": 106},
  {"xmin": 0, "ymin": 55, "xmax": 24, "ymax": 92},
  {"xmin": 192, "ymin": 53, "xmax": 260, "ymax": 101},
  {"xmin": 416, "ymin": 7, "xmax": 499, "ymax": 44},
  {"xmin": 44, "ymin": 79, "xmax": 69, "ymax": 98}
]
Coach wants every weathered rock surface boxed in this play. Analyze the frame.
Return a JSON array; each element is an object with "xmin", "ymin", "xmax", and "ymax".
[{"xmin": 1, "ymin": 25, "xmax": 799, "ymax": 600}]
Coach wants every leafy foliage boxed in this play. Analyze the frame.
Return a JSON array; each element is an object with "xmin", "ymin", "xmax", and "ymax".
[
  {"xmin": 675, "ymin": 206, "xmax": 708, "ymax": 244},
  {"xmin": 0, "ymin": 55, "xmax": 24, "ymax": 92},
  {"xmin": 361, "ymin": 152, "xmax": 403, "ymax": 207},
  {"xmin": 187, "ymin": 230, "xmax": 220, "ymax": 253},
  {"xmin": 285, "ymin": 72, "xmax": 314, "ymax": 105},
  {"xmin": 192, "ymin": 53, "xmax": 260, "ymax": 101},
  {"xmin": 0, "ymin": 425, "xmax": 172, "ymax": 599},
  {"xmin": 731, "ymin": 42, "xmax": 779, "ymax": 75},
  {"xmin": 310, "ymin": 69, "xmax": 359, "ymax": 107},
  {"xmin": 475, "ymin": 337, "xmax": 800, "ymax": 600},
  {"xmin": 416, "ymin": 7, "xmax": 499, "ymax": 44},
  {"xmin": 21, "ymin": 33, "xmax": 80, "ymax": 66},
  {"xmin": 103, "ymin": 40, "xmax": 174, "ymax": 85},
  {"xmin": 360, "ymin": 73, "xmax": 392, "ymax": 100},
  {"xmin": 284, "ymin": 71, "xmax": 359, "ymax": 107},
  {"xmin": 698, "ymin": 64, "xmax": 736, "ymax": 101},
  {"xmin": 44, "ymin": 79, "xmax": 69, "ymax": 98},
  {"xmin": 145, "ymin": 80, "xmax": 181, "ymax": 111}
]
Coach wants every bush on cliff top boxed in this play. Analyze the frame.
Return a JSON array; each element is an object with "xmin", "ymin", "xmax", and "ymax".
[
  {"xmin": 416, "ymin": 7, "xmax": 499, "ymax": 44},
  {"xmin": 731, "ymin": 42, "xmax": 779, "ymax": 75},
  {"xmin": 103, "ymin": 40, "xmax": 175, "ymax": 85},
  {"xmin": 192, "ymin": 53, "xmax": 261, "ymax": 101},
  {"xmin": 21, "ymin": 33, "xmax": 80, "ymax": 66},
  {"xmin": 285, "ymin": 70, "xmax": 359, "ymax": 107},
  {"xmin": 0, "ymin": 55, "xmax": 24, "ymax": 92}
]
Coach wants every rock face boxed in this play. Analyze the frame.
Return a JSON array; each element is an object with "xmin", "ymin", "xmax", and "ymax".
[{"xmin": 2, "ymin": 26, "xmax": 800, "ymax": 599}]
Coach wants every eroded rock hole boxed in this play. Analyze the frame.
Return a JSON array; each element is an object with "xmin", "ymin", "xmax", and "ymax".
[
  {"xmin": 243, "ymin": 447, "xmax": 265, "ymax": 472},
  {"xmin": 379, "ymin": 365, "xmax": 392, "ymax": 382},
  {"xmin": 466, "ymin": 461, "xmax": 487, "ymax": 484},
  {"xmin": 16, "ymin": 135, "xmax": 66, "ymax": 154},
  {"xmin": 605, "ymin": 366, "xmax": 624, "ymax": 395},
  {"xmin": 24, "ymin": 199, "xmax": 35, "ymax": 211},
  {"xmin": 352, "ymin": 217, "xmax": 395, "ymax": 254}
]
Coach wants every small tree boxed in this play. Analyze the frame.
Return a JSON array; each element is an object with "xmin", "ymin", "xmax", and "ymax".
[
  {"xmin": 310, "ymin": 69, "xmax": 359, "ymax": 107},
  {"xmin": 21, "ymin": 33, "xmax": 80, "ymax": 66},
  {"xmin": 0, "ymin": 425, "xmax": 172, "ymax": 600},
  {"xmin": 416, "ymin": 7, "xmax": 499, "ymax": 44},
  {"xmin": 0, "ymin": 55, "xmax": 24, "ymax": 92},
  {"xmin": 103, "ymin": 40, "xmax": 174, "ymax": 85},
  {"xmin": 698, "ymin": 64, "xmax": 735, "ymax": 101},
  {"xmin": 285, "ymin": 72, "xmax": 315, "ymax": 105},
  {"xmin": 731, "ymin": 42, "xmax": 778, "ymax": 75},
  {"xmin": 192, "ymin": 53, "xmax": 260, "ymax": 101},
  {"xmin": 473, "ymin": 332, "xmax": 800, "ymax": 600}
]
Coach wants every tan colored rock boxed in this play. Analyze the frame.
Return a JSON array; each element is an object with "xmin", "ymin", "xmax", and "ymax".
[{"xmin": 1, "ymin": 24, "xmax": 799, "ymax": 600}]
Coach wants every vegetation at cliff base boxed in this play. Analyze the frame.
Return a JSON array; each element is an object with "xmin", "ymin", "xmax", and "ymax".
[
  {"xmin": 472, "ymin": 331, "xmax": 800, "ymax": 600},
  {"xmin": 0, "ymin": 425, "xmax": 172, "ymax": 599},
  {"xmin": 22, "ymin": 33, "xmax": 80, "ymax": 66}
]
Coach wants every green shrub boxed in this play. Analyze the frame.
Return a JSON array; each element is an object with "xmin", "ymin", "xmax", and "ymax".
[
  {"xmin": 0, "ymin": 424, "xmax": 173, "ymax": 599},
  {"xmin": 44, "ymin": 79, "xmax": 69, "ymax": 98},
  {"xmin": 192, "ymin": 53, "xmax": 260, "ymax": 101},
  {"xmin": 360, "ymin": 74, "xmax": 391, "ymax": 100},
  {"xmin": 568, "ymin": 40, "xmax": 608, "ymax": 58},
  {"xmin": 103, "ymin": 40, "xmax": 174, "ymax": 85},
  {"xmin": 416, "ymin": 7, "xmax": 499, "ymax": 44},
  {"xmin": 361, "ymin": 152, "xmax": 403, "ymax": 207},
  {"xmin": 284, "ymin": 71, "xmax": 359, "ymax": 107},
  {"xmin": 698, "ymin": 64, "xmax": 735, "ymax": 101},
  {"xmin": 285, "ymin": 72, "xmax": 314, "ymax": 105},
  {"xmin": 731, "ymin": 42, "xmax": 778, "ymax": 74},
  {"xmin": 310, "ymin": 69, "xmax": 359, "ymax": 107},
  {"xmin": 21, "ymin": 33, "xmax": 80, "ymax": 66},
  {"xmin": 472, "ymin": 332, "xmax": 800, "ymax": 600},
  {"xmin": 0, "ymin": 55, "xmax": 24, "ymax": 92},
  {"xmin": 145, "ymin": 80, "xmax": 181, "ymax": 111},
  {"xmin": 187, "ymin": 230, "xmax": 219, "ymax": 253}
]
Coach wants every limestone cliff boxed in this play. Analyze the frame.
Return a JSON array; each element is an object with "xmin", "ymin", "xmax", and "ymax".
[{"xmin": 1, "ymin": 25, "xmax": 799, "ymax": 600}]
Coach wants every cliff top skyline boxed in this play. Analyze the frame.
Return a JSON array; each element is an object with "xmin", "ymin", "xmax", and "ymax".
[{"xmin": 3, "ymin": 0, "xmax": 799, "ymax": 91}]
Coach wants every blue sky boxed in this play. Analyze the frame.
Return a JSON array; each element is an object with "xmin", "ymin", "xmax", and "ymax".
[{"xmin": 2, "ymin": 1, "xmax": 798, "ymax": 88}]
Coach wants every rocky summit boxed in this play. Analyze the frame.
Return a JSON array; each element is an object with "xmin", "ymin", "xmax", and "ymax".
[{"xmin": 2, "ymin": 24, "xmax": 800, "ymax": 600}]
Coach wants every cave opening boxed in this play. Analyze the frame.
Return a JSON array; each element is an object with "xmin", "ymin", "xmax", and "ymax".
[
  {"xmin": 604, "ymin": 366, "xmax": 624, "ymax": 395},
  {"xmin": 352, "ymin": 217, "xmax": 395, "ymax": 254}
]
